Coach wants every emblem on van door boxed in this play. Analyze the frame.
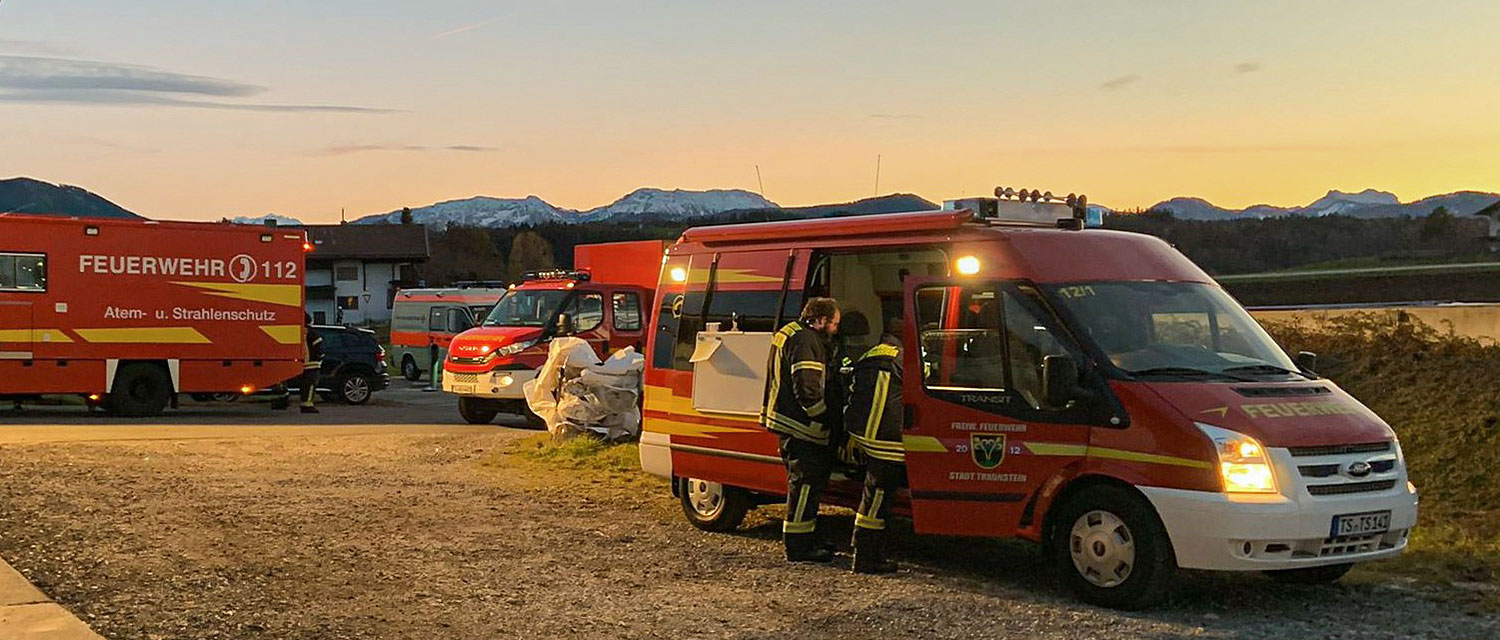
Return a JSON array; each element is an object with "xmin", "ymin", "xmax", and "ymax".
[
  {"xmin": 1344, "ymin": 461, "xmax": 1373, "ymax": 478},
  {"xmin": 971, "ymin": 434, "xmax": 1006, "ymax": 470}
]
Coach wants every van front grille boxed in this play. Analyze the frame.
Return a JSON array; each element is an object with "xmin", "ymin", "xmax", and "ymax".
[
  {"xmin": 446, "ymin": 373, "xmax": 480, "ymax": 385},
  {"xmin": 1298, "ymin": 459, "xmax": 1397, "ymax": 478},
  {"xmin": 1306, "ymin": 480, "xmax": 1397, "ymax": 496},
  {"xmin": 1287, "ymin": 442, "xmax": 1392, "ymax": 457}
]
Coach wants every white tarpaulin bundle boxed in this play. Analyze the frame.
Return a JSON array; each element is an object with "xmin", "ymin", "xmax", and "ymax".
[{"xmin": 522, "ymin": 337, "xmax": 644, "ymax": 441}]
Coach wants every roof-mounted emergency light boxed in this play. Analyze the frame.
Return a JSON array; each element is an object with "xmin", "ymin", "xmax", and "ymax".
[
  {"xmin": 943, "ymin": 187, "xmax": 1097, "ymax": 230},
  {"xmin": 523, "ymin": 269, "xmax": 591, "ymax": 282},
  {"xmin": 955, "ymin": 255, "xmax": 981, "ymax": 275}
]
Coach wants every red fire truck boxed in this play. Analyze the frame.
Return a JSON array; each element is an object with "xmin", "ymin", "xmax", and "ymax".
[
  {"xmin": 637, "ymin": 193, "xmax": 1418, "ymax": 609},
  {"xmin": 441, "ymin": 240, "xmax": 665, "ymax": 424},
  {"xmin": 0, "ymin": 214, "xmax": 309, "ymax": 416}
]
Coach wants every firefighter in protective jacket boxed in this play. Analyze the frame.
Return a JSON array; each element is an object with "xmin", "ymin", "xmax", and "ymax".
[
  {"xmin": 300, "ymin": 313, "xmax": 324, "ymax": 414},
  {"xmin": 844, "ymin": 328, "xmax": 906, "ymax": 573},
  {"xmin": 762, "ymin": 297, "xmax": 841, "ymax": 563}
]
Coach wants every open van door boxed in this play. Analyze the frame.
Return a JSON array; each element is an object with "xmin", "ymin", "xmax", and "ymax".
[{"xmin": 900, "ymin": 277, "xmax": 1093, "ymax": 537}]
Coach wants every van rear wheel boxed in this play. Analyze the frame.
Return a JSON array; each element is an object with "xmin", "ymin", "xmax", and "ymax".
[
  {"xmin": 1050, "ymin": 485, "xmax": 1176, "ymax": 610},
  {"xmin": 110, "ymin": 363, "xmax": 173, "ymax": 417},
  {"xmin": 1264, "ymin": 563, "xmax": 1353, "ymax": 585},
  {"xmin": 679, "ymin": 477, "xmax": 750, "ymax": 532},
  {"xmin": 401, "ymin": 356, "xmax": 423, "ymax": 382},
  {"xmin": 458, "ymin": 396, "xmax": 499, "ymax": 424}
]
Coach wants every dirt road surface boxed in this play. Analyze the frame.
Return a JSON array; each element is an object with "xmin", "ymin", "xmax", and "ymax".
[{"xmin": 1, "ymin": 384, "xmax": 1494, "ymax": 639}]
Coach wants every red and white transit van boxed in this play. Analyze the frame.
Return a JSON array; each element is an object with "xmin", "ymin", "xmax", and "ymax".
[
  {"xmin": 637, "ymin": 194, "xmax": 1419, "ymax": 609},
  {"xmin": 441, "ymin": 241, "xmax": 664, "ymax": 424},
  {"xmin": 0, "ymin": 214, "xmax": 308, "ymax": 415},
  {"xmin": 390, "ymin": 284, "xmax": 509, "ymax": 381}
]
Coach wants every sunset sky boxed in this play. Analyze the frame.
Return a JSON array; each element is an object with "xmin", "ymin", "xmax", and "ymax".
[{"xmin": 2, "ymin": 1, "xmax": 1497, "ymax": 222}]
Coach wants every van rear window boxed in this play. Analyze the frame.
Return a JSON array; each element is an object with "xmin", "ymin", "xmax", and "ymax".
[{"xmin": 0, "ymin": 253, "xmax": 46, "ymax": 292}]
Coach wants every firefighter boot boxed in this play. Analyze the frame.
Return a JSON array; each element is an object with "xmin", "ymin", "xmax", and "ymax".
[
  {"xmin": 784, "ymin": 532, "xmax": 834, "ymax": 563},
  {"xmin": 851, "ymin": 527, "xmax": 897, "ymax": 574}
]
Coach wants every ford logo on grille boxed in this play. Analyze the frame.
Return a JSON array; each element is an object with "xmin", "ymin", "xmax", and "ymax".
[{"xmin": 1345, "ymin": 461, "xmax": 1373, "ymax": 478}]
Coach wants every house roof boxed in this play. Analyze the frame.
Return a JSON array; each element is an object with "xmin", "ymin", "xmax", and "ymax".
[{"xmin": 303, "ymin": 224, "xmax": 430, "ymax": 262}]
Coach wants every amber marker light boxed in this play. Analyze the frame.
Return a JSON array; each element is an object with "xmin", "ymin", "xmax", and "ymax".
[{"xmin": 955, "ymin": 255, "xmax": 981, "ymax": 275}]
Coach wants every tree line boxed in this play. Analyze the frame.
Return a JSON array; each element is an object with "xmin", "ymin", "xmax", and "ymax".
[{"xmin": 410, "ymin": 207, "xmax": 1491, "ymax": 286}]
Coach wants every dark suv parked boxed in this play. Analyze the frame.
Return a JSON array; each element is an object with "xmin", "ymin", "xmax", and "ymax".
[{"xmin": 285, "ymin": 325, "xmax": 390, "ymax": 404}]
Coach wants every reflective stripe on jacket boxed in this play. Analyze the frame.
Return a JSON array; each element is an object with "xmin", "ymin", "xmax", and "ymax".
[
  {"xmin": 843, "ymin": 341, "xmax": 904, "ymax": 462},
  {"xmin": 762, "ymin": 321, "xmax": 832, "ymax": 445}
]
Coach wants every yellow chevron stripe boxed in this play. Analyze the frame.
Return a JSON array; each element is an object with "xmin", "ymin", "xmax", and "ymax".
[
  {"xmin": 173, "ymin": 281, "xmax": 303, "ymax": 307},
  {"xmin": 1087, "ymin": 446, "xmax": 1213, "ymax": 470},
  {"xmin": 1023, "ymin": 441, "xmax": 1210, "ymax": 470},
  {"xmin": 642, "ymin": 416, "xmax": 758, "ymax": 439},
  {"xmin": 75, "ymin": 327, "xmax": 210, "ymax": 344},
  {"xmin": 0, "ymin": 329, "xmax": 73, "ymax": 343},
  {"xmin": 901, "ymin": 435, "xmax": 947, "ymax": 453},
  {"xmin": 260, "ymin": 325, "xmax": 302, "ymax": 345}
]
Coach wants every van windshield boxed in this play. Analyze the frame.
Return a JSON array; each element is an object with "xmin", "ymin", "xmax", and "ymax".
[
  {"xmin": 1044, "ymin": 281, "xmax": 1304, "ymax": 381},
  {"xmin": 483, "ymin": 289, "xmax": 569, "ymax": 327}
]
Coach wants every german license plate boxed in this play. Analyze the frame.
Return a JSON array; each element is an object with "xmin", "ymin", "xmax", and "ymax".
[
  {"xmin": 451, "ymin": 384, "xmax": 475, "ymax": 394},
  {"xmin": 1331, "ymin": 510, "xmax": 1391, "ymax": 537}
]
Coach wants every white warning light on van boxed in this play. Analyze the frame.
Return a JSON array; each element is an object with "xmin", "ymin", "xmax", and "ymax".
[{"xmin": 955, "ymin": 255, "xmax": 981, "ymax": 275}]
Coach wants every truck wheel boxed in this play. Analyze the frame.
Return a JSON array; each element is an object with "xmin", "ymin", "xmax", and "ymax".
[
  {"xmin": 679, "ymin": 477, "xmax": 750, "ymax": 532},
  {"xmin": 110, "ymin": 363, "xmax": 173, "ymax": 417},
  {"xmin": 338, "ymin": 374, "xmax": 374, "ymax": 405},
  {"xmin": 1264, "ymin": 563, "xmax": 1353, "ymax": 585},
  {"xmin": 401, "ymin": 356, "xmax": 423, "ymax": 382},
  {"xmin": 458, "ymin": 397, "xmax": 498, "ymax": 424},
  {"xmin": 1050, "ymin": 485, "xmax": 1176, "ymax": 610}
]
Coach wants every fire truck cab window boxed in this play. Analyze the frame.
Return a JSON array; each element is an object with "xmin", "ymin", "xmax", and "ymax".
[
  {"xmin": 446, "ymin": 308, "xmax": 473, "ymax": 333},
  {"xmin": 916, "ymin": 285, "xmax": 1007, "ymax": 391},
  {"xmin": 564, "ymin": 292, "xmax": 604, "ymax": 333},
  {"xmin": 0, "ymin": 253, "xmax": 46, "ymax": 292},
  {"xmin": 612, "ymin": 292, "xmax": 642, "ymax": 331}
]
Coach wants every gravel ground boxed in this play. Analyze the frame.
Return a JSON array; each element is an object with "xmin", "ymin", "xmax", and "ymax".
[{"xmin": 0, "ymin": 426, "xmax": 1495, "ymax": 639}]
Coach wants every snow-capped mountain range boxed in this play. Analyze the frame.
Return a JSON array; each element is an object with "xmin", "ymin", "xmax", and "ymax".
[
  {"xmin": 1149, "ymin": 189, "xmax": 1500, "ymax": 221},
  {"xmin": 348, "ymin": 188, "xmax": 779, "ymax": 229}
]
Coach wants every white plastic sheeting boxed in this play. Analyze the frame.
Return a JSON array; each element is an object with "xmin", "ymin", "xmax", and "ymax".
[{"xmin": 522, "ymin": 337, "xmax": 644, "ymax": 441}]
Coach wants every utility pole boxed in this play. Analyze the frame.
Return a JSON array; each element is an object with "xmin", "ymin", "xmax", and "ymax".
[
  {"xmin": 874, "ymin": 154, "xmax": 882, "ymax": 196},
  {"xmin": 755, "ymin": 165, "xmax": 765, "ymax": 197}
]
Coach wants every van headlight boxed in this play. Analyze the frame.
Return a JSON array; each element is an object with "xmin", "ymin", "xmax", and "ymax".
[
  {"xmin": 1197, "ymin": 423, "xmax": 1277, "ymax": 494},
  {"xmin": 495, "ymin": 339, "xmax": 537, "ymax": 357}
]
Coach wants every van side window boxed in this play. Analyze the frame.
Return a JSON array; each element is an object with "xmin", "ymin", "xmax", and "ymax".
[
  {"xmin": 428, "ymin": 307, "xmax": 446, "ymax": 332},
  {"xmin": 0, "ymin": 253, "xmax": 46, "ymax": 292},
  {"xmin": 915, "ymin": 285, "xmax": 1007, "ymax": 390},
  {"xmin": 612, "ymin": 293, "xmax": 641, "ymax": 331},
  {"xmin": 446, "ymin": 308, "xmax": 472, "ymax": 333}
]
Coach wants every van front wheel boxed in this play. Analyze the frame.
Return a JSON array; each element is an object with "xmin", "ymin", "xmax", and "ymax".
[
  {"xmin": 401, "ymin": 356, "xmax": 423, "ymax": 382},
  {"xmin": 1050, "ymin": 485, "xmax": 1176, "ymax": 610},
  {"xmin": 679, "ymin": 478, "xmax": 750, "ymax": 532},
  {"xmin": 458, "ymin": 397, "xmax": 498, "ymax": 424}
]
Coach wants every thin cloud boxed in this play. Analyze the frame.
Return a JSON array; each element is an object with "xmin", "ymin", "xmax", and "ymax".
[
  {"xmin": 1099, "ymin": 74, "xmax": 1141, "ymax": 91},
  {"xmin": 0, "ymin": 89, "xmax": 392, "ymax": 113},
  {"xmin": 1234, "ymin": 62, "xmax": 1261, "ymax": 74},
  {"xmin": 869, "ymin": 113, "xmax": 921, "ymax": 119},
  {"xmin": 0, "ymin": 54, "xmax": 261, "ymax": 96},
  {"xmin": 319, "ymin": 144, "xmax": 498, "ymax": 156},
  {"xmin": 0, "ymin": 55, "xmax": 390, "ymax": 112},
  {"xmin": 431, "ymin": 16, "xmax": 505, "ymax": 40}
]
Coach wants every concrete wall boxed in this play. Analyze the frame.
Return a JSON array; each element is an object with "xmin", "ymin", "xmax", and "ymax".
[{"xmin": 1252, "ymin": 304, "xmax": 1500, "ymax": 344}]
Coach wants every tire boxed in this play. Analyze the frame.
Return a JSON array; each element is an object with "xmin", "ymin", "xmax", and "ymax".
[
  {"xmin": 109, "ymin": 363, "xmax": 174, "ymax": 417},
  {"xmin": 210, "ymin": 393, "xmax": 240, "ymax": 403},
  {"xmin": 338, "ymin": 374, "xmax": 374, "ymax": 405},
  {"xmin": 1264, "ymin": 563, "xmax": 1353, "ymax": 585},
  {"xmin": 458, "ymin": 396, "xmax": 499, "ymax": 424},
  {"xmin": 401, "ymin": 356, "xmax": 423, "ymax": 382},
  {"xmin": 1050, "ymin": 484, "xmax": 1176, "ymax": 610},
  {"xmin": 190, "ymin": 393, "xmax": 215, "ymax": 402},
  {"xmin": 679, "ymin": 477, "xmax": 751, "ymax": 532}
]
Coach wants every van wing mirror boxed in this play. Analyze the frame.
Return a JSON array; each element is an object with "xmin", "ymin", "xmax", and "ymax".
[
  {"xmin": 1041, "ymin": 354, "xmax": 1080, "ymax": 408},
  {"xmin": 1294, "ymin": 351, "xmax": 1318, "ymax": 374}
]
